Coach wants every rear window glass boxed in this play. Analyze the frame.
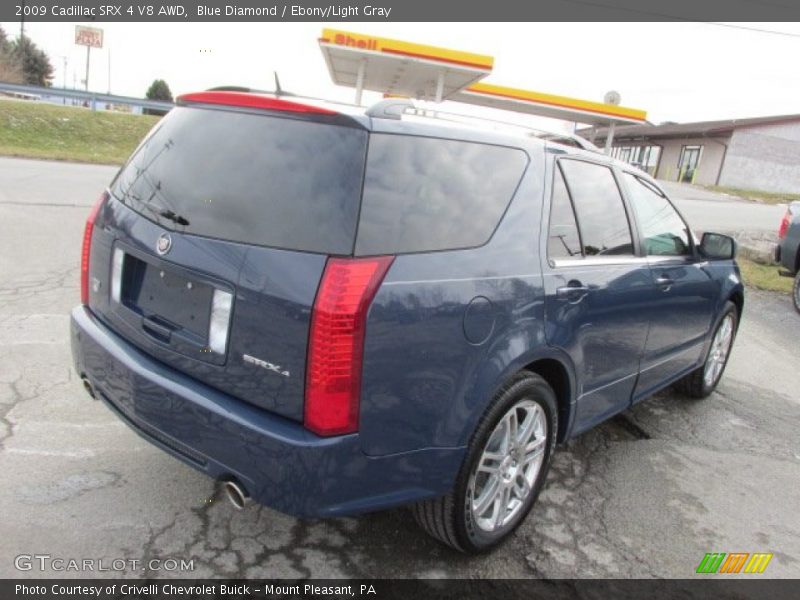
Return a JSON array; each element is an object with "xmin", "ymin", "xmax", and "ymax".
[
  {"xmin": 355, "ymin": 135, "xmax": 528, "ymax": 255},
  {"xmin": 111, "ymin": 107, "xmax": 367, "ymax": 255}
]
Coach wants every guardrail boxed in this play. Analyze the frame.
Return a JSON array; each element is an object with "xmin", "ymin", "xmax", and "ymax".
[{"xmin": 0, "ymin": 81, "xmax": 174, "ymax": 112}]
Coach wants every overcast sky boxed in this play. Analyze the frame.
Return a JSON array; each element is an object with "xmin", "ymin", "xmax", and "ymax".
[{"xmin": 3, "ymin": 21, "xmax": 800, "ymax": 125}]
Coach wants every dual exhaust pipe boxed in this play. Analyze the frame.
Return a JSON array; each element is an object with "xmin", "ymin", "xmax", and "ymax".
[
  {"xmin": 222, "ymin": 479, "xmax": 250, "ymax": 510},
  {"xmin": 81, "ymin": 376, "xmax": 97, "ymax": 399},
  {"xmin": 82, "ymin": 375, "xmax": 250, "ymax": 511}
]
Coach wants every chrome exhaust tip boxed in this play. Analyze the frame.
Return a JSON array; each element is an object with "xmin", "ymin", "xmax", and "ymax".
[
  {"xmin": 81, "ymin": 376, "xmax": 96, "ymax": 400},
  {"xmin": 223, "ymin": 479, "xmax": 250, "ymax": 510}
]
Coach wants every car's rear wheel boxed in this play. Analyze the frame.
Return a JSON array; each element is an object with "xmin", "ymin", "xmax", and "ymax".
[
  {"xmin": 674, "ymin": 301, "xmax": 738, "ymax": 398},
  {"xmin": 793, "ymin": 271, "xmax": 800, "ymax": 314},
  {"xmin": 412, "ymin": 371, "xmax": 557, "ymax": 553}
]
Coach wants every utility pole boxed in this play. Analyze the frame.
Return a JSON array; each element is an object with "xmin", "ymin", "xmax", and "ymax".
[
  {"xmin": 20, "ymin": 0, "xmax": 25, "ymax": 38},
  {"xmin": 75, "ymin": 26, "xmax": 103, "ymax": 94},
  {"xmin": 107, "ymin": 49, "xmax": 111, "ymax": 94},
  {"xmin": 59, "ymin": 55, "xmax": 68, "ymax": 103},
  {"xmin": 84, "ymin": 45, "xmax": 90, "ymax": 91}
]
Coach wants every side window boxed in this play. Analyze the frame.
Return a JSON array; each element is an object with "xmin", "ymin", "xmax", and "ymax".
[
  {"xmin": 559, "ymin": 160, "xmax": 634, "ymax": 256},
  {"xmin": 548, "ymin": 166, "xmax": 582, "ymax": 259},
  {"xmin": 356, "ymin": 135, "xmax": 528, "ymax": 255},
  {"xmin": 623, "ymin": 173, "xmax": 690, "ymax": 256}
]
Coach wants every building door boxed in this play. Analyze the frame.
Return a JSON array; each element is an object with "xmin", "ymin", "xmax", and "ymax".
[{"xmin": 678, "ymin": 145, "xmax": 702, "ymax": 183}]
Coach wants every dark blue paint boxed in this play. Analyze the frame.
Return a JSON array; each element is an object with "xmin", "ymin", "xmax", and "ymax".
[
  {"xmin": 71, "ymin": 306, "xmax": 463, "ymax": 517},
  {"xmin": 71, "ymin": 114, "xmax": 744, "ymax": 518},
  {"xmin": 91, "ymin": 198, "xmax": 326, "ymax": 421}
]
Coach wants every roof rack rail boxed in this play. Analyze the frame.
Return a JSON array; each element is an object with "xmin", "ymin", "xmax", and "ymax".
[
  {"xmin": 366, "ymin": 98, "xmax": 415, "ymax": 120},
  {"xmin": 366, "ymin": 99, "xmax": 601, "ymax": 152}
]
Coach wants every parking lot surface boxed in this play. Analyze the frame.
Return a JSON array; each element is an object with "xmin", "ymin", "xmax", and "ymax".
[{"xmin": 1, "ymin": 157, "xmax": 798, "ymax": 578}]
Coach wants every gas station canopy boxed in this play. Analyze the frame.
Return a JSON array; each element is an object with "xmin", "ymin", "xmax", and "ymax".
[
  {"xmin": 456, "ymin": 82, "xmax": 647, "ymax": 127},
  {"xmin": 319, "ymin": 28, "xmax": 494, "ymax": 104},
  {"xmin": 318, "ymin": 28, "xmax": 648, "ymax": 149}
]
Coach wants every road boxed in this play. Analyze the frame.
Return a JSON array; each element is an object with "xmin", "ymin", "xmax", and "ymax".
[
  {"xmin": 659, "ymin": 180, "xmax": 786, "ymax": 235},
  {"xmin": 1, "ymin": 157, "xmax": 798, "ymax": 579}
]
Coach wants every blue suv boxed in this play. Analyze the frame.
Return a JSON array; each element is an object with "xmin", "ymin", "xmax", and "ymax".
[{"xmin": 71, "ymin": 91, "xmax": 743, "ymax": 552}]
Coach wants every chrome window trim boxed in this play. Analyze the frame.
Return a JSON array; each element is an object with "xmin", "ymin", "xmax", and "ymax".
[
  {"xmin": 551, "ymin": 256, "xmax": 647, "ymax": 268},
  {"xmin": 551, "ymin": 254, "xmax": 702, "ymax": 269}
]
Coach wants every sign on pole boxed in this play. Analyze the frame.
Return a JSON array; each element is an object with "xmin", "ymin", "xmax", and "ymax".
[
  {"xmin": 75, "ymin": 26, "xmax": 103, "ymax": 95},
  {"xmin": 75, "ymin": 26, "xmax": 103, "ymax": 49}
]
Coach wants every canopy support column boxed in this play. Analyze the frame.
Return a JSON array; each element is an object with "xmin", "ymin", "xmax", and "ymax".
[
  {"xmin": 355, "ymin": 59, "xmax": 366, "ymax": 106},
  {"xmin": 435, "ymin": 71, "xmax": 445, "ymax": 103},
  {"xmin": 604, "ymin": 122, "xmax": 616, "ymax": 155}
]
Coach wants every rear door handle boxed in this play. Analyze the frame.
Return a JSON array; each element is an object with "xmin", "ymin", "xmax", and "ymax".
[{"xmin": 556, "ymin": 282, "xmax": 590, "ymax": 302}]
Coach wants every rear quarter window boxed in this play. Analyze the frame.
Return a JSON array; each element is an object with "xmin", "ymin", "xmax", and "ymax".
[{"xmin": 355, "ymin": 135, "xmax": 528, "ymax": 255}]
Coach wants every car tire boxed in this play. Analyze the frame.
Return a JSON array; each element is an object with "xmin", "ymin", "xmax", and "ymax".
[
  {"xmin": 793, "ymin": 272, "xmax": 800, "ymax": 315},
  {"xmin": 674, "ymin": 301, "xmax": 738, "ymax": 399},
  {"xmin": 412, "ymin": 371, "xmax": 557, "ymax": 553}
]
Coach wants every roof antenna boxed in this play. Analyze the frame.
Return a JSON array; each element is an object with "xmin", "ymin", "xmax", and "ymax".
[{"xmin": 274, "ymin": 71, "xmax": 283, "ymax": 97}]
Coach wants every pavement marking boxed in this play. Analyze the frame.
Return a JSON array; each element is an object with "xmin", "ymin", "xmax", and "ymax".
[{"xmin": 7, "ymin": 448, "xmax": 96, "ymax": 458}]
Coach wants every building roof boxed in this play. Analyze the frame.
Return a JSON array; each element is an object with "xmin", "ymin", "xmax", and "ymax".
[{"xmin": 582, "ymin": 113, "xmax": 800, "ymax": 141}]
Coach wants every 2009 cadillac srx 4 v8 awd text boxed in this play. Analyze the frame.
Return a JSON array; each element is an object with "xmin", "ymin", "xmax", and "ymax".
[{"xmin": 71, "ymin": 91, "xmax": 743, "ymax": 552}]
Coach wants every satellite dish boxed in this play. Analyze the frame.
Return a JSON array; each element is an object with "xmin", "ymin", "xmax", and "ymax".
[{"xmin": 604, "ymin": 90, "xmax": 621, "ymax": 105}]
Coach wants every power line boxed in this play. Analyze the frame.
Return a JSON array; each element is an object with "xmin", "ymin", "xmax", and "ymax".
[
  {"xmin": 558, "ymin": 0, "xmax": 800, "ymax": 39},
  {"xmin": 703, "ymin": 22, "xmax": 800, "ymax": 39}
]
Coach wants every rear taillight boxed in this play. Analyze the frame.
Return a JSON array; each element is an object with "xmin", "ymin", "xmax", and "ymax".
[
  {"xmin": 778, "ymin": 209, "xmax": 791, "ymax": 239},
  {"xmin": 304, "ymin": 256, "xmax": 394, "ymax": 436},
  {"xmin": 80, "ymin": 191, "xmax": 108, "ymax": 305}
]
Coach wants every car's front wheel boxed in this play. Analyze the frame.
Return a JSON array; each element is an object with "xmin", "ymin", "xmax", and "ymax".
[
  {"xmin": 793, "ymin": 271, "xmax": 800, "ymax": 315},
  {"xmin": 412, "ymin": 371, "xmax": 557, "ymax": 553},
  {"xmin": 674, "ymin": 301, "xmax": 738, "ymax": 398}
]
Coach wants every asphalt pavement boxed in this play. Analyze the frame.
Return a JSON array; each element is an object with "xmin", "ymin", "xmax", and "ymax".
[
  {"xmin": 659, "ymin": 180, "xmax": 786, "ymax": 235},
  {"xmin": 0, "ymin": 157, "xmax": 798, "ymax": 579}
]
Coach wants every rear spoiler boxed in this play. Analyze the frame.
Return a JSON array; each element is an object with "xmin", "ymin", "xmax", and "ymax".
[{"xmin": 176, "ymin": 91, "xmax": 366, "ymax": 128}]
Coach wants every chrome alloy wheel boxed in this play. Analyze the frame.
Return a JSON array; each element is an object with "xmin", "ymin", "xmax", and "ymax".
[
  {"xmin": 703, "ymin": 313, "xmax": 735, "ymax": 388},
  {"xmin": 794, "ymin": 273, "xmax": 800, "ymax": 312},
  {"xmin": 469, "ymin": 400, "xmax": 548, "ymax": 533}
]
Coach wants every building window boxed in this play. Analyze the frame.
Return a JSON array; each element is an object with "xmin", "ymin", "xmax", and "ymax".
[{"xmin": 611, "ymin": 145, "xmax": 661, "ymax": 177}]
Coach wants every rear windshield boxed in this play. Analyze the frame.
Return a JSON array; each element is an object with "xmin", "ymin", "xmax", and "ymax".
[
  {"xmin": 113, "ymin": 108, "xmax": 527, "ymax": 256},
  {"xmin": 111, "ymin": 107, "xmax": 368, "ymax": 255},
  {"xmin": 355, "ymin": 135, "xmax": 528, "ymax": 255}
]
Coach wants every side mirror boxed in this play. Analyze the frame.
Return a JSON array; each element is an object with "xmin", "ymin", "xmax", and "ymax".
[{"xmin": 700, "ymin": 232, "xmax": 737, "ymax": 260}]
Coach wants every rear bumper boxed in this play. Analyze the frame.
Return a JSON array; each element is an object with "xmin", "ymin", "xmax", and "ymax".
[
  {"xmin": 70, "ymin": 306, "xmax": 463, "ymax": 517},
  {"xmin": 776, "ymin": 238, "xmax": 797, "ymax": 274}
]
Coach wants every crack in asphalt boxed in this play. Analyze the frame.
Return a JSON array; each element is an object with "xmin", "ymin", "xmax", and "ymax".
[
  {"xmin": 1, "ymin": 368, "xmax": 76, "ymax": 450},
  {"xmin": 522, "ymin": 422, "xmax": 663, "ymax": 578},
  {"xmin": 0, "ymin": 267, "xmax": 80, "ymax": 305},
  {"xmin": 1, "ymin": 379, "xmax": 34, "ymax": 450}
]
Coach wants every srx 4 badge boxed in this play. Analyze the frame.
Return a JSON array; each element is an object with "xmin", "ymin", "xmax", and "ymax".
[{"xmin": 242, "ymin": 354, "xmax": 290, "ymax": 377}]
